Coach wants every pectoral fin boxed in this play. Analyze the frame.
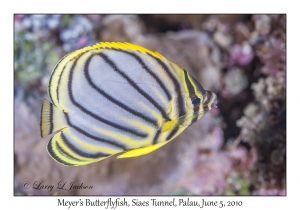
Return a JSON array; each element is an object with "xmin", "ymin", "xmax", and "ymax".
[
  {"xmin": 161, "ymin": 112, "xmax": 202, "ymax": 130},
  {"xmin": 161, "ymin": 119, "xmax": 177, "ymax": 132},
  {"xmin": 117, "ymin": 142, "xmax": 168, "ymax": 158}
]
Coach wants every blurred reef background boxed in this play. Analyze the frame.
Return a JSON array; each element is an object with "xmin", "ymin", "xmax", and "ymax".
[{"xmin": 14, "ymin": 14, "xmax": 286, "ymax": 196}]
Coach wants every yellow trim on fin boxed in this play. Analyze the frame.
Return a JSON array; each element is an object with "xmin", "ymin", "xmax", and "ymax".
[
  {"xmin": 92, "ymin": 42, "xmax": 165, "ymax": 59},
  {"xmin": 161, "ymin": 120, "xmax": 177, "ymax": 132},
  {"xmin": 117, "ymin": 142, "xmax": 168, "ymax": 158}
]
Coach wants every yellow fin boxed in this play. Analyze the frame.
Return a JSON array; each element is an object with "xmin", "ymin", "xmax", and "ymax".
[
  {"xmin": 161, "ymin": 112, "xmax": 205, "ymax": 130},
  {"xmin": 161, "ymin": 120, "xmax": 177, "ymax": 132},
  {"xmin": 40, "ymin": 100, "xmax": 68, "ymax": 137},
  {"xmin": 161, "ymin": 114, "xmax": 192, "ymax": 132},
  {"xmin": 92, "ymin": 42, "xmax": 165, "ymax": 59},
  {"xmin": 117, "ymin": 142, "xmax": 168, "ymax": 158}
]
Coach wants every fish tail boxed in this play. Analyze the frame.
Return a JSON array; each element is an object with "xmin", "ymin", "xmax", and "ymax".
[{"xmin": 40, "ymin": 100, "xmax": 67, "ymax": 137}]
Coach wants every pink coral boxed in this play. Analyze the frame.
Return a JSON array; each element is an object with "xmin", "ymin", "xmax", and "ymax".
[{"xmin": 229, "ymin": 43, "xmax": 254, "ymax": 66}]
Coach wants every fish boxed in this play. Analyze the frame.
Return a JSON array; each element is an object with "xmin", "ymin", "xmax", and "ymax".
[{"xmin": 40, "ymin": 42, "xmax": 218, "ymax": 166}]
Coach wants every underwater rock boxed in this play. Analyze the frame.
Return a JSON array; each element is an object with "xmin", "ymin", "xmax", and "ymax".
[
  {"xmin": 222, "ymin": 68, "xmax": 248, "ymax": 97},
  {"xmin": 229, "ymin": 43, "xmax": 254, "ymax": 66},
  {"xmin": 236, "ymin": 73, "xmax": 286, "ymax": 193}
]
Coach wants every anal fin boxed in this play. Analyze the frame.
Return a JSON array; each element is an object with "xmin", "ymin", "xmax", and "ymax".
[
  {"xmin": 161, "ymin": 112, "xmax": 202, "ymax": 132},
  {"xmin": 47, "ymin": 129, "xmax": 112, "ymax": 166}
]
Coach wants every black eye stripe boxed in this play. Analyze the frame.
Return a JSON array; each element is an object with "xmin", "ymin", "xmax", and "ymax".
[{"xmin": 192, "ymin": 97, "xmax": 200, "ymax": 105}]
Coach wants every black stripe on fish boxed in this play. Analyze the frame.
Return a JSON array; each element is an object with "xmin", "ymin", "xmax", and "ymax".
[
  {"xmin": 113, "ymin": 49, "xmax": 172, "ymax": 101},
  {"xmin": 149, "ymin": 55, "xmax": 186, "ymax": 118},
  {"xmin": 55, "ymin": 140, "xmax": 84, "ymax": 162},
  {"xmin": 98, "ymin": 52, "xmax": 170, "ymax": 121},
  {"xmin": 152, "ymin": 129, "xmax": 161, "ymax": 144},
  {"xmin": 84, "ymin": 54, "xmax": 159, "ymax": 128},
  {"xmin": 166, "ymin": 124, "xmax": 180, "ymax": 141},
  {"xmin": 48, "ymin": 53, "xmax": 71, "ymax": 105},
  {"xmin": 192, "ymin": 76, "xmax": 206, "ymax": 95},
  {"xmin": 64, "ymin": 113, "xmax": 127, "ymax": 150},
  {"xmin": 47, "ymin": 139, "xmax": 75, "ymax": 166},
  {"xmin": 48, "ymin": 73, "xmax": 55, "ymax": 104},
  {"xmin": 67, "ymin": 55, "xmax": 148, "ymax": 139},
  {"xmin": 49, "ymin": 101, "xmax": 54, "ymax": 135},
  {"xmin": 203, "ymin": 90, "xmax": 212, "ymax": 113},
  {"xmin": 183, "ymin": 70, "xmax": 196, "ymax": 98},
  {"xmin": 56, "ymin": 65, "xmax": 66, "ymax": 104},
  {"xmin": 190, "ymin": 108, "xmax": 199, "ymax": 125},
  {"xmin": 183, "ymin": 70, "xmax": 198, "ymax": 125},
  {"xmin": 61, "ymin": 132, "xmax": 111, "ymax": 159}
]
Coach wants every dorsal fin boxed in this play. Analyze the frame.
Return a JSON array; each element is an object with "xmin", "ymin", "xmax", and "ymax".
[{"xmin": 91, "ymin": 42, "xmax": 165, "ymax": 59}]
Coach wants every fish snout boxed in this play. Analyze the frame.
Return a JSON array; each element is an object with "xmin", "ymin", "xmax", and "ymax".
[{"xmin": 203, "ymin": 90, "xmax": 218, "ymax": 111}]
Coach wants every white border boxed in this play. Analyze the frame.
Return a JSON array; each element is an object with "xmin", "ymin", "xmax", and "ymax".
[{"xmin": 4, "ymin": 0, "xmax": 296, "ymax": 209}]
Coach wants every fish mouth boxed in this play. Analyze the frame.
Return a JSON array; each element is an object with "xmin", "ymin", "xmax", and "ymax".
[{"xmin": 203, "ymin": 90, "xmax": 218, "ymax": 112}]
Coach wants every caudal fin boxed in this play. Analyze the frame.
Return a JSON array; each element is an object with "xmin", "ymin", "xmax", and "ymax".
[{"xmin": 40, "ymin": 100, "xmax": 67, "ymax": 137}]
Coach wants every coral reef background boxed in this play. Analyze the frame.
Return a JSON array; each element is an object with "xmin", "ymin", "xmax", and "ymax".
[{"xmin": 14, "ymin": 14, "xmax": 286, "ymax": 196}]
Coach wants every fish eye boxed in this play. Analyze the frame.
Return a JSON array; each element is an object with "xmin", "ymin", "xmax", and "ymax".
[{"xmin": 192, "ymin": 97, "xmax": 201, "ymax": 105}]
